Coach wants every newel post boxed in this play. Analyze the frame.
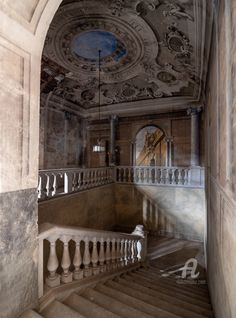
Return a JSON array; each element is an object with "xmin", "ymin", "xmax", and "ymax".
[{"xmin": 132, "ymin": 225, "xmax": 147, "ymax": 263}]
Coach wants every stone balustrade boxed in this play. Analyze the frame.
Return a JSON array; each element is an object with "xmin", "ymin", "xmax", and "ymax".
[
  {"xmin": 116, "ymin": 166, "xmax": 205, "ymax": 188},
  {"xmin": 38, "ymin": 167, "xmax": 114, "ymax": 200},
  {"xmin": 38, "ymin": 224, "xmax": 147, "ymax": 298},
  {"xmin": 38, "ymin": 166, "xmax": 205, "ymax": 199}
]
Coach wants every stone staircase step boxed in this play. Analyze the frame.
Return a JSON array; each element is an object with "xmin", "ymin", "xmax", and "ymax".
[
  {"xmin": 126, "ymin": 272, "xmax": 212, "ymax": 309},
  {"xmin": 64, "ymin": 292, "xmax": 121, "ymax": 318},
  {"xmin": 115, "ymin": 277, "xmax": 212, "ymax": 318},
  {"xmin": 81, "ymin": 287, "xmax": 153, "ymax": 318},
  {"xmin": 130, "ymin": 270, "xmax": 211, "ymax": 302},
  {"xmin": 102, "ymin": 281, "xmax": 182, "ymax": 318},
  {"xmin": 41, "ymin": 300, "xmax": 85, "ymax": 318},
  {"xmin": 148, "ymin": 264, "xmax": 209, "ymax": 291},
  {"xmin": 120, "ymin": 274, "xmax": 213, "ymax": 317},
  {"xmin": 138, "ymin": 268, "xmax": 210, "ymax": 297}
]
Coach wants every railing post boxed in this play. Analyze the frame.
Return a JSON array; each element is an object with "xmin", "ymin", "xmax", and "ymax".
[
  {"xmin": 99, "ymin": 238, "xmax": 106, "ymax": 273},
  {"xmin": 60, "ymin": 235, "xmax": 73, "ymax": 283},
  {"xmin": 111, "ymin": 238, "xmax": 116, "ymax": 269},
  {"xmin": 91, "ymin": 237, "xmax": 100, "ymax": 275},
  {"xmin": 46, "ymin": 236, "xmax": 60, "ymax": 288},
  {"xmin": 73, "ymin": 237, "xmax": 83, "ymax": 280},
  {"xmin": 83, "ymin": 238, "xmax": 92, "ymax": 277},
  {"xmin": 105, "ymin": 238, "xmax": 111, "ymax": 271}
]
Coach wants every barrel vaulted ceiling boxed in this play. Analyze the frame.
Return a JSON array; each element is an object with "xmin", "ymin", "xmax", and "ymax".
[{"xmin": 41, "ymin": 0, "xmax": 212, "ymax": 117}]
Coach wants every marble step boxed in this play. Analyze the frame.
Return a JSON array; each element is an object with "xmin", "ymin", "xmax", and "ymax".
[
  {"xmin": 131, "ymin": 271, "xmax": 211, "ymax": 302},
  {"xmin": 41, "ymin": 300, "xmax": 85, "ymax": 318},
  {"xmin": 115, "ymin": 277, "xmax": 212, "ymax": 318},
  {"xmin": 101, "ymin": 282, "xmax": 182, "ymax": 318},
  {"xmin": 120, "ymin": 275, "xmax": 213, "ymax": 317},
  {"xmin": 64, "ymin": 292, "xmax": 121, "ymax": 318},
  {"xmin": 126, "ymin": 272, "xmax": 212, "ymax": 309},
  {"xmin": 81, "ymin": 287, "xmax": 153, "ymax": 318}
]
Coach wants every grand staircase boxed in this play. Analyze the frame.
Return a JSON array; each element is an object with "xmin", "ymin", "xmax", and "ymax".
[{"xmin": 23, "ymin": 238, "xmax": 214, "ymax": 318}]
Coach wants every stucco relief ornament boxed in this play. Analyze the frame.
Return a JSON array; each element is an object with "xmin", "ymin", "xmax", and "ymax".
[
  {"xmin": 146, "ymin": 63, "xmax": 191, "ymax": 96},
  {"xmin": 162, "ymin": 26, "xmax": 192, "ymax": 58},
  {"xmin": 136, "ymin": 0, "xmax": 160, "ymax": 15},
  {"xmin": 163, "ymin": 3, "xmax": 194, "ymax": 21}
]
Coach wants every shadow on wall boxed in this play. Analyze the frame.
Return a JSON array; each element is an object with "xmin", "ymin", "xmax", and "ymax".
[{"xmin": 115, "ymin": 184, "xmax": 206, "ymax": 242}]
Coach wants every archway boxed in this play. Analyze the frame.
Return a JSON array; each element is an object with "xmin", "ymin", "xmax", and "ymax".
[{"xmin": 134, "ymin": 125, "xmax": 167, "ymax": 166}]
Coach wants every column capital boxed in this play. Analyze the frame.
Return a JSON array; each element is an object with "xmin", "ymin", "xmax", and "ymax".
[
  {"xmin": 110, "ymin": 114, "xmax": 118, "ymax": 121},
  {"xmin": 187, "ymin": 106, "xmax": 202, "ymax": 116}
]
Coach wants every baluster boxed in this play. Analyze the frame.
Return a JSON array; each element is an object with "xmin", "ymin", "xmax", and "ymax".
[
  {"xmin": 64, "ymin": 172, "xmax": 72, "ymax": 194},
  {"xmin": 131, "ymin": 240, "xmax": 135, "ymax": 263},
  {"xmin": 160, "ymin": 168, "xmax": 164, "ymax": 184},
  {"xmin": 184, "ymin": 169, "xmax": 189, "ymax": 185},
  {"xmin": 91, "ymin": 237, "xmax": 100, "ymax": 275},
  {"xmin": 105, "ymin": 238, "xmax": 111, "ymax": 271},
  {"xmin": 178, "ymin": 169, "xmax": 183, "ymax": 185},
  {"xmin": 166, "ymin": 168, "xmax": 170, "ymax": 184},
  {"xmin": 136, "ymin": 168, "xmax": 139, "ymax": 183},
  {"xmin": 172, "ymin": 169, "xmax": 177, "ymax": 185},
  {"xmin": 133, "ymin": 240, "xmax": 138, "ymax": 263},
  {"xmin": 124, "ymin": 239, "xmax": 128, "ymax": 266},
  {"xmin": 120, "ymin": 239, "xmax": 125, "ymax": 267},
  {"xmin": 127, "ymin": 239, "xmax": 132, "ymax": 264},
  {"xmin": 83, "ymin": 238, "xmax": 92, "ymax": 277},
  {"xmin": 77, "ymin": 171, "xmax": 81, "ymax": 189},
  {"xmin": 73, "ymin": 237, "xmax": 83, "ymax": 280},
  {"xmin": 111, "ymin": 238, "xmax": 116, "ymax": 269},
  {"xmin": 45, "ymin": 174, "xmax": 51, "ymax": 197},
  {"xmin": 38, "ymin": 175, "xmax": 42, "ymax": 199},
  {"xmin": 60, "ymin": 235, "xmax": 72, "ymax": 283},
  {"xmin": 116, "ymin": 239, "xmax": 121, "ymax": 268},
  {"xmin": 52, "ymin": 173, "xmax": 57, "ymax": 196},
  {"xmin": 99, "ymin": 238, "xmax": 106, "ymax": 273},
  {"xmin": 72, "ymin": 172, "xmax": 77, "ymax": 191},
  {"xmin": 46, "ymin": 236, "xmax": 60, "ymax": 287}
]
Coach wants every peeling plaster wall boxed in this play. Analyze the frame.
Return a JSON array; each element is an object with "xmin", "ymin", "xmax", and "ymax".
[
  {"xmin": 39, "ymin": 106, "xmax": 83, "ymax": 169},
  {"xmin": 205, "ymin": 1, "xmax": 236, "ymax": 317}
]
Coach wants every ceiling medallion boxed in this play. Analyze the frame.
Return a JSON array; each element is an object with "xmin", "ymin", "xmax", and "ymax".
[{"xmin": 43, "ymin": 1, "xmax": 158, "ymax": 84}]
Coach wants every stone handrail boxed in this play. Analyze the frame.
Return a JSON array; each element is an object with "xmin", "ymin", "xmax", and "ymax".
[
  {"xmin": 116, "ymin": 166, "xmax": 205, "ymax": 188},
  {"xmin": 38, "ymin": 167, "xmax": 114, "ymax": 200},
  {"xmin": 38, "ymin": 223, "xmax": 147, "ymax": 298},
  {"xmin": 38, "ymin": 166, "xmax": 205, "ymax": 199}
]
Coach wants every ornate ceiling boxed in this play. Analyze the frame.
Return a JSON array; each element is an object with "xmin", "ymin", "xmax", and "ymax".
[{"xmin": 41, "ymin": 0, "xmax": 212, "ymax": 117}]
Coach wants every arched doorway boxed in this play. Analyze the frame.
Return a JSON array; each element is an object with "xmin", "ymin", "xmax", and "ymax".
[{"xmin": 134, "ymin": 125, "xmax": 167, "ymax": 166}]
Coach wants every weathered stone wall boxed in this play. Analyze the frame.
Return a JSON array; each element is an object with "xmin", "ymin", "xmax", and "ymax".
[
  {"xmin": 205, "ymin": 1, "xmax": 236, "ymax": 317},
  {"xmin": 39, "ymin": 183, "xmax": 205, "ymax": 243},
  {"xmin": 115, "ymin": 184, "xmax": 205, "ymax": 242},
  {"xmin": 38, "ymin": 185, "xmax": 116, "ymax": 230},
  {"xmin": 39, "ymin": 105, "xmax": 84, "ymax": 169},
  {"xmin": 0, "ymin": 1, "xmax": 62, "ymax": 317}
]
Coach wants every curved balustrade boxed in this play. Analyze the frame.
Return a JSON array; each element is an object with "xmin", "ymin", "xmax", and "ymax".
[
  {"xmin": 38, "ymin": 224, "xmax": 146, "ymax": 297},
  {"xmin": 38, "ymin": 167, "xmax": 114, "ymax": 200}
]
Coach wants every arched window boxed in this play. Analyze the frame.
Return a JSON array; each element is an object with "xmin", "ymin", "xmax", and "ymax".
[{"xmin": 135, "ymin": 125, "xmax": 167, "ymax": 166}]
